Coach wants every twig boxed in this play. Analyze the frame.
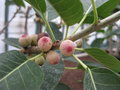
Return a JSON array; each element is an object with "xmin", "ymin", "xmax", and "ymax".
[
  {"xmin": 0, "ymin": 7, "xmax": 21, "ymax": 35},
  {"xmin": 68, "ymin": 11, "xmax": 120, "ymax": 41},
  {"xmin": 90, "ymin": 0, "xmax": 98, "ymax": 24},
  {"xmin": 20, "ymin": 46, "xmax": 41, "ymax": 54},
  {"xmin": 64, "ymin": 25, "xmax": 69, "ymax": 40},
  {"xmin": 24, "ymin": 7, "xmax": 31, "ymax": 34},
  {"xmin": 71, "ymin": 6, "xmax": 92, "ymax": 35}
]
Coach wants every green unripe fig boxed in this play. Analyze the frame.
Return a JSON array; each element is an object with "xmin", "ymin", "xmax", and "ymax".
[
  {"xmin": 30, "ymin": 34, "xmax": 38, "ymax": 46},
  {"xmin": 19, "ymin": 34, "xmax": 31, "ymax": 48},
  {"xmin": 35, "ymin": 56, "xmax": 46, "ymax": 65}
]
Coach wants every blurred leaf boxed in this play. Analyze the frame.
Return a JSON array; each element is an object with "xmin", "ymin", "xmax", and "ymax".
[
  {"xmin": 105, "ymin": 28, "xmax": 120, "ymax": 38},
  {"xmin": 63, "ymin": 56, "xmax": 78, "ymax": 63},
  {"xmin": 85, "ymin": 48, "xmax": 120, "ymax": 72},
  {"xmin": 63, "ymin": 56, "xmax": 103, "ymax": 69},
  {"xmin": 25, "ymin": 0, "xmax": 46, "ymax": 13},
  {"xmin": 0, "ymin": 51, "xmax": 44, "ymax": 90},
  {"xmin": 40, "ymin": 60, "xmax": 64, "ymax": 90},
  {"xmin": 83, "ymin": 13, "xmax": 94, "ymax": 23},
  {"xmin": 46, "ymin": 1, "xmax": 59, "ymax": 21},
  {"xmin": 54, "ymin": 83, "xmax": 71, "ymax": 90},
  {"xmin": 96, "ymin": 30, "xmax": 105, "ymax": 33},
  {"xmin": 3, "ymin": 38, "xmax": 22, "ymax": 49},
  {"xmin": 83, "ymin": 0, "xmax": 120, "ymax": 23},
  {"xmin": 82, "ymin": 39, "xmax": 91, "ymax": 48},
  {"xmin": 13, "ymin": 0, "xmax": 25, "ymax": 7},
  {"xmin": 47, "ymin": 22, "xmax": 63, "ymax": 40},
  {"xmin": 91, "ymin": 38, "xmax": 105, "ymax": 48},
  {"xmin": 48, "ymin": 0, "xmax": 84, "ymax": 26},
  {"xmin": 84, "ymin": 68, "xmax": 120, "ymax": 90},
  {"xmin": 5, "ymin": 1, "xmax": 15, "ymax": 6},
  {"xmin": 78, "ymin": 60, "xmax": 103, "ymax": 69},
  {"xmin": 97, "ymin": 0, "xmax": 120, "ymax": 18},
  {"xmin": 81, "ymin": 0, "xmax": 109, "ymax": 12}
]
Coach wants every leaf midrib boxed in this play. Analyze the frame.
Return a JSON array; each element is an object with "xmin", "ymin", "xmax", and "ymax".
[{"xmin": 0, "ymin": 59, "xmax": 29, "ymax": 82}]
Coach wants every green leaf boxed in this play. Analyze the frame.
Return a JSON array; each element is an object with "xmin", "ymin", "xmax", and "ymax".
[
  {"xmin": 91, "ymin": 38, "xmax": 105, "ymax": 48},
  {"xmin": 84, "ymin": 48, "xmax": 120, "ymax": 72},
  {"xmin": 40, "ymin": 60, "xmax": 64, "ymax": 90},
  {"xmin": 48, "ymin": 0, "xmax": 84, "ymax": 26},
  {"xmin": 0, "ymin": 51, "xmax": 44, "ymax": 90},
  {"xmin": 81, "ymin": 0, "xmax": 109, "ymax": 12},
  {"xmin": 81, "ymin": 0, "xmax": 109, "ymax": 24},
  {"xmin": 46, "ymin": 22, "xmax": 63, "ymax": 40},
  {"xmin": 97, "ymin": 0, "xmax": 120, "ymax": 18},
  {"xmin": 96, "ymin": 30, "xmax": 105, "ymax": 33},
  {"xmin": 3, "ymin": 38, "xmax": 22, "ymax": 49},
  {"xmin": 84, "ymin": 68, "xmax": 120, "ymax": 90},
  {"xmin": 84, "ymin": 0, "xmax": 120, "ymax": 23},
  {"xmin": 25, "ymin": 0, "xmax": 46, "ymax": 13},
  {"xmin": 78, "ymin": 60, "xmax": 103, "ymax": 69},
  {"xmin": 46, "ymin": 1, "xmax": 59, "ymax": 21},
  {"xmin": 13, "ymin": 0, "xmax": 25, "ymax": 7},
  {"xmin": 63, "ymin": 56, "xmax": 103, "ymax": 69},
  {"xmin": 53, "ymin": 83, "xmax": 71, "ymax": 90},
  {"xmin": 105, "ymin": 28, "xmax": 120, "ymax": 39},
  {"xmin": 63, "ymin": 56, "xmax": 78, "ymax": 63},
  {"xmin": 82, "ymin": 39, "xmax": 91, "ymax": 48}
]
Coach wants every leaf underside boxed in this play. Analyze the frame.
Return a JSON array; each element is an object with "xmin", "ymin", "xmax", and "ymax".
[
  {"xmin": 84, "ymin": 68, "xmax": 120, "ymax": 90},
  {"xmin": 0, "ymin": 51, "xmax": 44, "ymax": 90}
]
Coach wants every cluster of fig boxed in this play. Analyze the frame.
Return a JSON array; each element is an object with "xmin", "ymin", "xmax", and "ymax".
[{"xmin": 19, "ymin": 33, "xmax": 75, "ymax": 65}]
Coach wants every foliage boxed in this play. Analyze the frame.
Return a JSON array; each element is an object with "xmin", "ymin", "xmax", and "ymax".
[{"xmin": 1, "ymin": 0, "xmax": 120, "ymax": 90}]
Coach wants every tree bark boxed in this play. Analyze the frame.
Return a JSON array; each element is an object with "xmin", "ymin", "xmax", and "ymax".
[{"xmin": 68, "ymin": 11, "xmax": 120, "ymax": 41}]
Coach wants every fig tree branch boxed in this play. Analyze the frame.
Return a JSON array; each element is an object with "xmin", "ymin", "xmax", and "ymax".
[
  {"xmin": 24, "ymin": 7, "xmax": 31, "ymax": 34},
  {"xmin": 0, "ymin": 7, "xmax": 20, "ymax": 35},
  {"xmin": 68, "ymin": 11, "xmax": 120, "ymax": 41}
]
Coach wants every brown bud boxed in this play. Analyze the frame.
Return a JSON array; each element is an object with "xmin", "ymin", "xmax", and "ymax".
[
  {"xmin": 52, "ymin": 40, "xmax": 61, "ymax": 49},
  {"xmin": 38, "ymin": 33, "xmax": 49, "ymax": 41}
]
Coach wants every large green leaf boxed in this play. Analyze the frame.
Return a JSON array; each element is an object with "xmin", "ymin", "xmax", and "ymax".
[
  {"xmin": 84, "ymin": 0, "xmax": 120, "ymax": 23},
  {"xmin": 3, "ymin": 38, "xmax": 21, "ymax": 49},
  {"xmin": 84, "ymin": 48, "xmax": 120, "ymax": 72},
  {"xmin": 0, "ymin": 51, "xmax": 44, "ymax": 90},
  {"xmin": 25, "ymin": 0, "xmax": 46, "ymax": 13},
  {"xmin": 48, "ymin": 0, "xmax": 84, "ymax": 26},
  {"xmin": 53, "ymin": 83, "xmax": 71, "ymax": 90},
  {"xmin": 46, "ymin": 22, "xmax": 63, "ymax": 40},
  {"xmin": 40, "ymin": 60, "xmax": 64, "ymax": 90},
  {"xmin": 97, "ymin": 0, "xmax": 120, "ymax": 18},
  {"xmin": 84, "ymin": 68, "xmax": 120, "ymax": 90},
  {"xmin": 46, "ymin": 1, "xmax": 59, "ymax": 21},
  {"xmin": 13, "ymin": 0, "xmax": 25, "ymax": 7}
]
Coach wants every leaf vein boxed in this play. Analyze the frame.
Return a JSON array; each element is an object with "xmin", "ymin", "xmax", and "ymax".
[{"xmin": 19, "ymin": 69, "xmax": 27, "ymax": 90}]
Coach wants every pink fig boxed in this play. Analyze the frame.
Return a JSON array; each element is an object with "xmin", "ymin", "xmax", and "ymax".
[{"xmin": 60, "ymin": 40, "xmax": 75, "ymax": 56}]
